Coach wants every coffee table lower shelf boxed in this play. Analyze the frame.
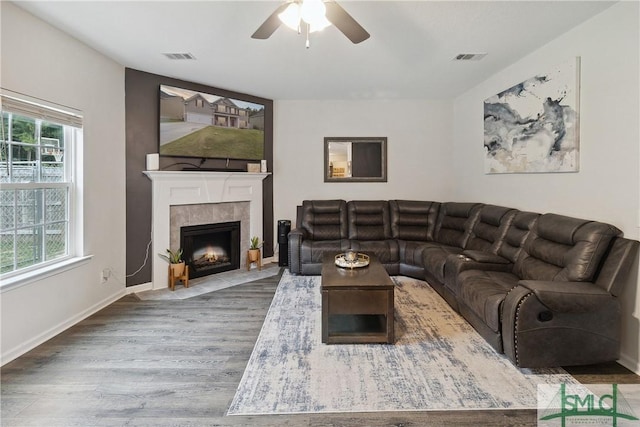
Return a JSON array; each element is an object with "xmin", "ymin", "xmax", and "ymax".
[{"xmin": 325, "ymin": 314, "xmax": 391, "ymax": 344}]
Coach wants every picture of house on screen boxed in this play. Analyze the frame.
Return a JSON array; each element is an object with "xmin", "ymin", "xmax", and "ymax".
[{"xmin": 159, "ymin": 85, "xmax": 265, "ymax": 160}]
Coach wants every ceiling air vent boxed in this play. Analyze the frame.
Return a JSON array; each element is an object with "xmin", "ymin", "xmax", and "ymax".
[
  {"xmin": 453, "ymin": 53, "xmax": 487, "ymax": 61},
  {"xmin": 163, "ymin": 52, "xmax": 196, "ymax": 60}
]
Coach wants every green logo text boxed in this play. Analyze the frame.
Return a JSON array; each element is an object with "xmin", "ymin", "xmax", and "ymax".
[{"xmin": 540, "ymin": 384, "xmax": 638, "ymax": 427}]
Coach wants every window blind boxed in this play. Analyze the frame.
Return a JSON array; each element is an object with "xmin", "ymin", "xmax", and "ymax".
[{"xmin": 0, "ymin": 90, "xmax": 83, "ymax": 128}]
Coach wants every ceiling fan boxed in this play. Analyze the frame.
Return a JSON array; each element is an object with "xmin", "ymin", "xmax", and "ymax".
[{"xmin": 252, "ymin": 0, "xmax": 370, "ymax": 47}]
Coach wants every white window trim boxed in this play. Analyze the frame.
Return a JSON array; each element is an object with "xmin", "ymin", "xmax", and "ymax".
[
  {"xmin": 0, "ymin": 90, "xmax": 84, "ymax": 288},
  {"xmin": 0, "ymin": 255, "xmax": 93, "ymax": 293}
]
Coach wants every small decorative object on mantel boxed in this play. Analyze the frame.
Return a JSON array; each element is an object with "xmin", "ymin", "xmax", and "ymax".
[
  {"xmin": 146, "ymin": 153, "xmax": 159, "ymax": 171},
  {"xmin": 247, "ymin": 236, "xmax": 262, "ymax": 270},
  {"xmin": 335, "ymin": 251, "xmax": 370, "ymax": 269},
  {"xmin": 159, "ymin": 248, "xmax": 189, "ymax": 290},
  {"xmin": 247, "ymin": 163, "xmax": 261, "ymax": 173}
]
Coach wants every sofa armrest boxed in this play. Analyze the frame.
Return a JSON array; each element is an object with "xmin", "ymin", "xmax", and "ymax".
[
  {"xmin": 287, "ymin": 228, "xmax": 307, "ymax": 274},
  {"xmin": 518, "ymin": 280, "xmax": 613, "ymax": 313},
  {"xmin": 461, "ymin": 250, "xmax": 510, "ymax": 264},
  {"xmin": 502, "ymin": 281, "xmax": 621, "ymax": 367},
  {"xmin": 288, "ymin": 227, "xmax": 307, "ymax": 240}
]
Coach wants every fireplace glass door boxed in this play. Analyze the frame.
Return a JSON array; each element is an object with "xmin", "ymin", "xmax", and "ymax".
[{"xmin": 180, "ymin": 221, "xmax": 240, "ymax": 279}]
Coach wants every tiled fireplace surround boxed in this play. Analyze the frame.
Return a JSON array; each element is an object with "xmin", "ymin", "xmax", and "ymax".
[{"xmin": 144, "ymin": 171, "xmax": 269, "ymax": 290}]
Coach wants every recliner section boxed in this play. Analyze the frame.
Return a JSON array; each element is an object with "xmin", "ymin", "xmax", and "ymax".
[
  {"xmin": 390, "ymin": 200, "xmax": 440, "ymax": 278},
  {"xmin": 347, "ymin": 201, "xmax": 400, "ymax": 274},
  {"xmin": 287, "ymin": 199, "xmax": 639, "ymax": 368},
  {"xmin": 288, "ymin": 200, "xmax": 350, "ymax": 275},
  {"xmin": 444, "ymin": 210, "xmax": 539, "ymax": 312},
  {"xmin": 421, "ymin": 202, "xmax": 483, "ymax": 291}
]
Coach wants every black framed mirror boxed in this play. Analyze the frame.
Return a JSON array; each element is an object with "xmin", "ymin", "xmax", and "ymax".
[{"xmin": 324, "ymin": 137, "xmax": 387, "ymax": 182}]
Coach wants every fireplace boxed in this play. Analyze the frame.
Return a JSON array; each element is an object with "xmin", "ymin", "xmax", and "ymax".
[
  {"xmin": 180, "ymin": 221, "xmax": 240, "ymax": 279},
  {"xmin": 145, "ymin": 171, "xmax": 267, "ymax": 290}
]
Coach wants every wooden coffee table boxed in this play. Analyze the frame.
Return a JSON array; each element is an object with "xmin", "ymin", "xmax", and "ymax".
[{"xmin": 321, "ymin": 253, "xmax": 395, "ymax": 344}]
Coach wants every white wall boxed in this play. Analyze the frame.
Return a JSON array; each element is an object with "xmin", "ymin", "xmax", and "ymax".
[
  {"xmin": 273, "ymin": 99, "xmax": 454, "ymax": 244},
  {"xmin": 452, "ymin": 2, "xmax": 640, "ymax": 372},
  {"xmin": 1, "ymin": 3, "xmax": 126, "ymax": 364}
]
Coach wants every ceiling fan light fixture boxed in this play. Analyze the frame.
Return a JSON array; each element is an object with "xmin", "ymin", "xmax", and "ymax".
[
  {"xmin": 300, "ymin": 0, "xmax": 329, "ymax": 30},
  {"xmin": 308, "ymin": 15, "xmax": 331, "ymax": 33},
  {"xmin": 253, "ymin": 0, "xmax": 369, "ymax": 46},
  {"xmin": 278, "ymin": 3, "xmax": 301, "ymax": 31}
]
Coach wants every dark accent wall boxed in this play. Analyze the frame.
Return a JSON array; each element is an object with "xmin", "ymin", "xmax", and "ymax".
[{"xmin": 125, "ymin": 68, "xmax": 274, "ymax": 286}]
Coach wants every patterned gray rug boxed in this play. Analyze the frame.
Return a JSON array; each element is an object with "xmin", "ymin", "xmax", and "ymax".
[{"xmin": 228, "ymin": 271, "xmax": 579, "ymax": 415}]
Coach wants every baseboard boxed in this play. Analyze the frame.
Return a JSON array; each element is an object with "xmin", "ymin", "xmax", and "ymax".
[
  {"xmin": 1, "ymin": 289, "xmax": 125, "ymax": 366},
  {"xmin": 618, "ymin": 352, "xmax": 640, "ymax": 375},
  {"xmin": 125, "ymin": 281, "xmax": 153, "ymax": 294}
]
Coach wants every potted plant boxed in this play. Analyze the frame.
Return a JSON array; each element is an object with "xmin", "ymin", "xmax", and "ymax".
[
  {"xmin": 159, "ymin": 248, "xmax": 185, "ymax": 278},
  {"xmin": 248, "ymin": 236, "xmax": 262, "ymax": 262}
]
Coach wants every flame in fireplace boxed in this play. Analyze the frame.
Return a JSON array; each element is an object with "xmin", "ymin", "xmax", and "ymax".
[
  {"xmin": 192, "ymin": 245, "xmax": 229, "ymax": 269},
  {"xmin": 205, "ymin": 247, "xmax": 218, "ymax": 262}
]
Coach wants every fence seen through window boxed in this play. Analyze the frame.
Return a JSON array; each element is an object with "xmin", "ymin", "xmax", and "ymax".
[{"xmin": 1, "ymin": 104, "xmax": 77, "ymax": 276}]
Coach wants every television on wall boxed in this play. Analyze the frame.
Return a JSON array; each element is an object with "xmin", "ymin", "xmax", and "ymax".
[{"xmin": 159, "ymin": 84, "xmax": 265, "ymax": 161}]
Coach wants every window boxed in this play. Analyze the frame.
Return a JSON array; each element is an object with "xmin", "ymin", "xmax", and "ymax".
[{"xmin": 0, "ymin": 92, "xmax": 82, "ymax": 278}]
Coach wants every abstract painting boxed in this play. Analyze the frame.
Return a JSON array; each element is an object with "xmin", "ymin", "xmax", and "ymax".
[{"xmin": 484, "ymin": 58, "xmax": 580, "ymax": 173}]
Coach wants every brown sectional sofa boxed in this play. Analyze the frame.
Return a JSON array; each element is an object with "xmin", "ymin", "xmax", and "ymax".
[{"xmin": 288, "ymin": 199, "xmax": 639, "ymax": 368}]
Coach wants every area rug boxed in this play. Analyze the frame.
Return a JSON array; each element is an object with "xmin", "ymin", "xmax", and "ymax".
[{"xmin": 227, "ymin": 271, "xmax": 580, "ymax": 415}]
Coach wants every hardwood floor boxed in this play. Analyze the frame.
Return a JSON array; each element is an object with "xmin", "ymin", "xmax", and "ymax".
[{"xmin": 2, "ymin": 267, "xmax": 638, "ymax": 427}]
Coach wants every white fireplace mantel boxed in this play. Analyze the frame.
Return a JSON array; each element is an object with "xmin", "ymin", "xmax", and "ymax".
[{"xmin": 144, "ymin": 171, "xmax": 269, "ymax": 289}]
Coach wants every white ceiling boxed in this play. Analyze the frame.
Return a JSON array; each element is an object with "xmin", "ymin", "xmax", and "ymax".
[{"xmin": 14, "ymin": 1, "xmax": 616, "ymax": 100}]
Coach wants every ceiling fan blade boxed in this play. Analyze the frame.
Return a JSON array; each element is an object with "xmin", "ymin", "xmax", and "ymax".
[
  {"xmin": 252, "ymin": 3, "xmax": 289, "ymax": 39},
  {"xmin": 324, "ymin": 1, "xmax": 370, "ymax": 44}
]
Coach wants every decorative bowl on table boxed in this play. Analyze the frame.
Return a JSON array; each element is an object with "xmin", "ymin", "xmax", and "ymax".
[{"xmin": 335, "ymin": 251, "xmax": 370, "ymax": 269}]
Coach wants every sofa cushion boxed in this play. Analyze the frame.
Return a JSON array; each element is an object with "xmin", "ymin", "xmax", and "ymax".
[
  {"xmin": 347, "ymin": 200, "xmax": 391, "ymax": 240},
  {"xmin": 514, "ymin": 214, "xmax": 622, "ymax": 282},
  {"xmin": 300, "ymin": 239, "xmax": 349, "ymax": 264},
  {"xmin": 398, "ymin": 240, "xmax": 428, "ymax": 267},
  {"xmin": 422, "ymin": 243, "xmax": 463, "ymax": 283},
  {"xmin": 433, "ymin": 202, "xmax": 482, "ymax": 247},
  {"xmin": 301, "ymin": 200, "xmax": 348, "ymax": 240},
  {"xmin": 389, "ymin": 200, "xmax": 440, "ymax": 241},
  {"xmin": 466, "ymin": 205, "xmax": 516, "ymax": 253},
  {"xmin": 458, "ymin": 270, "xmax": 520, "ymax": 332},
  {"xmin": 497, "ymin": 211, "xmax": 539, "ymax": 263},
  {"xmin": 350, "ymin": 239, "xmax": 399, "ymax": 264}
]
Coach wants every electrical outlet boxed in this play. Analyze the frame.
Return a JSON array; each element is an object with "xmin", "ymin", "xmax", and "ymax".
[{"xmin": 100, "ymin": 268, "xmax": 111, "ymax": 284}]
